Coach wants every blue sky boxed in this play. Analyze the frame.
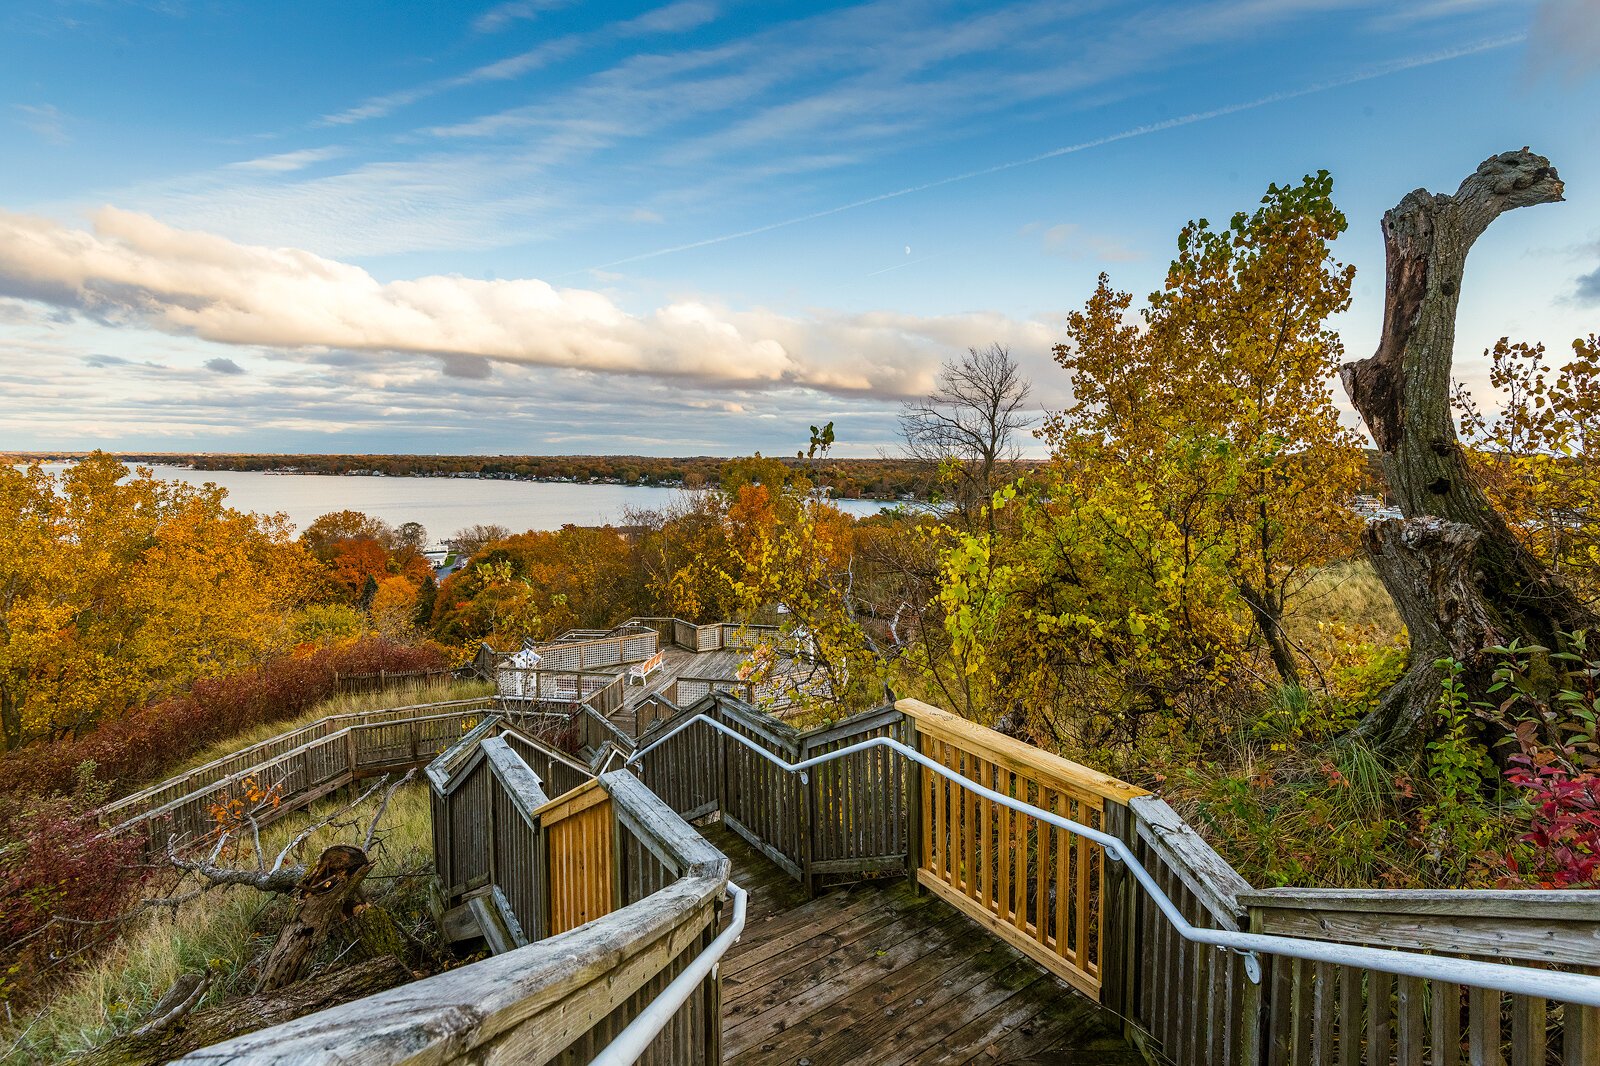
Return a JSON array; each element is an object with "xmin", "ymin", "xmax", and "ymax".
[{"xmin": 0, "ymin": 0, "xmax": 1596, "ymax": 456}]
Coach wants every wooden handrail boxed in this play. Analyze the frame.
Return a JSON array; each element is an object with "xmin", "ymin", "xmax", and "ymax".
[{"xmin": 898, "ymin": 698, "xmax": 1146, "ymax": 805}]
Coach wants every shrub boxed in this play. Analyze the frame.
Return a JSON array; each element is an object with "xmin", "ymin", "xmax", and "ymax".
[
  {"xmin": 0, "ymin": 637, "xmax": 447, "ymax": 802},
  {"xmin": 0, "ymin": 766, "xmax": 151, "ymax": 998}
]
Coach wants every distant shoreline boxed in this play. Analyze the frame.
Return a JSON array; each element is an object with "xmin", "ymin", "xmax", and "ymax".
[{"xmin": 7, "ymin": 451, "xmax": 1015, "ymax": 504}]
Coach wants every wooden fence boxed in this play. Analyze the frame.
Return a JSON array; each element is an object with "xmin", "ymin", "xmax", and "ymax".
[
  {"xmin": 291, "ymin": 735, "xmax": 729, "ymax": 1066},
  {"xmin": 1241, "ymin": 888, "xmax": 1600, "ymax": 1066},
  {"xmin": 101, "ymin": 697, "xmax": 494, "ymax": 826},
  {"xmin": 185, "ymin": 761, "xmax": 728, "ymax": 1064},
  {"xmin": 624, "ymin": 616, "xmax": 805, "ymax": 656},
  {"xmin": 332, "ymin": 666, "xmax": 456, "ymax": 694},
  {"xmin": 628, "ymin": 693, "xmax": 1600, "ymax": 1064},
  {"xmin": 109, "ymin": 705, "xmax": 497, "ymax": 856}
]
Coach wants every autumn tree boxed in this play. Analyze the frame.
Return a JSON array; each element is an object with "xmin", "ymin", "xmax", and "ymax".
[
  {"xmin": 1045, "ymin": 172, "xmax": 1365, "ymax": 688},
  {"xmin": 429, "ymin": 526, "xmax": 644, "ymax": 649},
  {"xmin": 1455, "ymin": 334, "xmax": 1600, "ymax": 600},
  {"xmin": 0, "ymin": 454, "xmax": 316, "ymax": 750}
]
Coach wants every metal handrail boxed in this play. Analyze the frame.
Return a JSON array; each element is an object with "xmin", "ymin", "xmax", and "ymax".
[
  {"xmin": 626, "ymin": 712, "xmax": 1600, "ymax": 1008},
  {"xmin": 587, "ymin": 881, "xmax": 748, "ymax": 1066}
]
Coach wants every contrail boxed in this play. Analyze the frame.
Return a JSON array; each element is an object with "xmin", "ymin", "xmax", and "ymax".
[
  {"xmin": 580, "ymin": 33, "xmax": 1524, "ymax": 274},
  {"xmin": 866, "ymin": 253, "xmax": 940, "ymax": 277}
]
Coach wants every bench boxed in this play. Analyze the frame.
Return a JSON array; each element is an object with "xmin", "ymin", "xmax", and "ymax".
[{"xmin": 628, "ymin": 651, "xmax": 666, "ymax": 685}]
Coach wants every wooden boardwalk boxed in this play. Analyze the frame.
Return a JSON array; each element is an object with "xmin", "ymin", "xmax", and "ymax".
[{"xmin": 702, "ymin": 823, "xmax": 1142, "ymax": 1065}]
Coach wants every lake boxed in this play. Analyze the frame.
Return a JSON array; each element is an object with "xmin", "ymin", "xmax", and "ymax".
[{"xmin": 34, "ymin": 463, "xmax": 896, "ymax": 540}]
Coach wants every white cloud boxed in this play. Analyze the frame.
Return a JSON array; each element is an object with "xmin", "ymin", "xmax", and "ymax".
[
  {"xmin": 0, "ymin": 207, "xmax": 1051, "ymax": 399},
  {"xmin": 473, "ymin": 0, "xmax": 571, "ymax": 34}
]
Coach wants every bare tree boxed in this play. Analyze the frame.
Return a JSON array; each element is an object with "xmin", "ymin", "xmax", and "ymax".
[
  {"xmin": 446, "ymin": 523, "xmax": 510, "ymax": 560},
  {"xmin": 899, "ymin": 343, "xmax": 1035, "ymax": 528}
]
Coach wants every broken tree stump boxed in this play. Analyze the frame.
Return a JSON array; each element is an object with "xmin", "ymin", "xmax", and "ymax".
[
  {"xmin": 1340, "ymin": 149, "xmax": 1594, "ymax": 753},
  {"xmin": 257, "ymin": 844, "xmax": 373, "ymax": 992}
]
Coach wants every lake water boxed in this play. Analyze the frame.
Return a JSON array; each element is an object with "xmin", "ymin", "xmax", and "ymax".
[{"xmin": 34, "ymin": 463, "xmax": 894, "ymax": 539}]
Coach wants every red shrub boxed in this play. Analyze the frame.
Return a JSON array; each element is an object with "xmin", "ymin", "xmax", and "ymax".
[
  {"xmin": 0, "ymin": 638, "xmax": 448, "ymax": 801},
  {"xmin": 1505, "ymin": 753, "xmax": 1600, "ymax": 887},
  {"xmin": 0, "ymin": 786, "xmax": 149, "ymax": 960}
]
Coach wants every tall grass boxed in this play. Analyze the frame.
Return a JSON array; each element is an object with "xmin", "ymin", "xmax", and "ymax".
[
  {"xmin": 2, "ymin": 783, "xmax": 436, "ymax": 1064},
  {"xmin": 1286, "ymin": 557, "xmax": 1400, "ymax": 640},
  {"xmin": 165, "ymin": 676, "xmax": 492, "ymax": 779}
]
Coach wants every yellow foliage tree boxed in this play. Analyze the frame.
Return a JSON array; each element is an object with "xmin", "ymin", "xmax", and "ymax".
[
  {"xmin": 0, "ymin": 453, "xmax": 316, "ymax": 750},
  {"xmin": 1456, "ymin": 334, "xmax": 1600, "ymax": 601},
  {"xmin": 1044, "ymin": 172, "xmax": 1365, "ymax": 688}
]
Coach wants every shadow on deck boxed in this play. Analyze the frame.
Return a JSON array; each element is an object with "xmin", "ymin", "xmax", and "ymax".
[{"xmin": 700, "ymin": 822, "xmax": 1143, "ymax": 1066}]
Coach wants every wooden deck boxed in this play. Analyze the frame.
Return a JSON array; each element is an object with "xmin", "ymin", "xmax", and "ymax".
[{"xmin": 701, "ymin": 822, "xmax": 1142, "ymax": 1065}]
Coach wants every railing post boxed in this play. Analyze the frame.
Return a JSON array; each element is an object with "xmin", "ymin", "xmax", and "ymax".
[
  {"xmin": 905, "ymin": 718, "xmax": 924, "ymax": 895},
  {"xmin": 1101, "ymin": 803, "xmax": 1138, "ymax": 1027},
  {"xmin": 796, "ymin": 736, "xmax": 815, "ymax": 898}
]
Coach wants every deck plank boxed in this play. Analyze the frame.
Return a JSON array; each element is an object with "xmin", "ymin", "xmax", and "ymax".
[{"xmin": 702, "ymin": 818, "xmax": 1138, "ymax": 1065}]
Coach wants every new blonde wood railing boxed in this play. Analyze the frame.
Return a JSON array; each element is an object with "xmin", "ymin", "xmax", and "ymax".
[
  {"xmin": 543, "ymin": 780, "xmax": 615, "ymax": 934},
  {"xmin": 901, "ymin": 698, "xmax": 1143, "ymax": 999}
]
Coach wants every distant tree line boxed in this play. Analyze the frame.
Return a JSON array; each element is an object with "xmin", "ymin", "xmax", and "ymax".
[{"xmin": 4, "ymin": 452, "xmax": 978, "ymax": 502}]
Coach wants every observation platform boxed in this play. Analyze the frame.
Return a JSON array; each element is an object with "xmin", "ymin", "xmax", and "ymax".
[{"xmin": 703, "ymin": 822, "xmax": 1141, "ymax": 1065}]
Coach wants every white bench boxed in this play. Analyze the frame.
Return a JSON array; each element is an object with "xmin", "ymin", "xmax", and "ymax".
[{"xmin": 628, "ymin": 651, "xmax": 665, "ymax": 685}]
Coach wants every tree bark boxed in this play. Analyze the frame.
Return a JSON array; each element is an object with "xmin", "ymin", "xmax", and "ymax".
[
  {"xmin": 1340, "ymin": 149, "xmax": 1593, "ymax": 752},
  {"xmin": 257, "ymin": 844, "xmax": 373, "ymax": 992},
  {"xmin": 74, "ymin": 956, "xmax": 410, "ymax": 1066}
]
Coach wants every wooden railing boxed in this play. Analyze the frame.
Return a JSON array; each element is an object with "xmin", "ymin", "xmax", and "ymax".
[
  {"xmin": 1241, "ymin": 888, "xmax": 1600, "ymax": 1065},
  {"xmin": 902, "ymin": 698, "xmax": 1141, "ymax": 999},
  {"xmin": 628, "ymin": 693, "xmax": 1600, "ymax": 1064},
  {"xmin": 623, "ymin": 616, "xmax": 804, "ymax": 656},
  {"xmin": 543, "ymin": 780, "xmax": 614, "ymax": 934},
  {"xmin": 207, "ymin": 732, "xmax": 730, "ymax": 1065},
  {"xmin": 102, "ymin": 697, "xmax": 494, "ymax": 825},
  {"xmin": 530, "ymin": 630, "xmax": 659, "ymax": 671},
  {"xmin": 126, "ymin": 687, "xmax": 1600, "ymax": 1065},
  {"xmin": 109, "ymin": 705, "xmax": 497, "ymax": 856}
]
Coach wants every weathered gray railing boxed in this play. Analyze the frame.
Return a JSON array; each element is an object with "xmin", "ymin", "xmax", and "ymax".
[
  {"xmin": 1242, "ymin": 887, "xmax": 1600, "ymax": 1065},
  {"xmin": 188, "ymin": 736, "xmax": 732, "ymax": 1064},
  {"xmin": 107, "ymin": 703, "xmax": 497, "ymax": 856},
  {"xmin": 530, "ymin": 629, "xmax": 659, "ymax": 671},
  {"xmin": 623, "ymin": 616, "xmax": 804, "ymax": 656},
  {"xmin": 101, "ymin": 696, "xmax": 494, "ymax": 825}
]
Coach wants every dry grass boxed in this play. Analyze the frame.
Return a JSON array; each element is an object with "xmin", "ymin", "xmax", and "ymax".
[
  {"xmin": 2, "ymin": 783, "xmax": 436, "ymax": 1064},
  {"xmin": 1285, "ymin": 558, "xmax": 1401, "ymax": 641},
  {"xmin": 166, "ymin": 677, "xmax": 492, "ymax": 778}
]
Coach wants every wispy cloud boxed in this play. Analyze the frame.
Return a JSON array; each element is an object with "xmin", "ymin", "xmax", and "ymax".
[
  {"xmin": 320, "ymin": 0, "xmax": 719, "ymax": 127},
  {"xmin": 14, "ymin": 103, "xmax": 69, "ymax": 145},
  {"xmin": 227, "ymin": 146, "xmax": 345, "ymax": 172},
  {"xmin": 473, "ymin": 0, "xmax": 572, "ymax": 35},
  {"xmin": 583, "ymin": 33, "xmax": 1526, "ymax": 272}
]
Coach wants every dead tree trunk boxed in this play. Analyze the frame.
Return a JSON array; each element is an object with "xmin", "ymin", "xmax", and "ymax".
[
  {"xmin": 258, "ymin": 844, "xmax": 373, "ymax": 991},
  {"xmin": 75, "ymin": 956, "xmax": 410, "ymax": 1066},
  {"xmin": 1340, "ymin": 149, "xmax": 1592, "ymax": 753}
]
